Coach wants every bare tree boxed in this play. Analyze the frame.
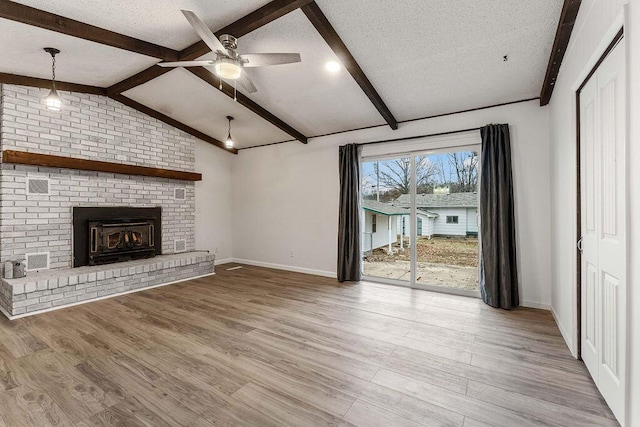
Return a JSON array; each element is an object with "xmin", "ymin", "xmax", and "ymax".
[
  {"xmin": 378, "ymin": 156, "xmax": 439, "ymax": 194},
  {"xmin": 447, "ymin": 151, "xmax": 478, "ymax": 192}
]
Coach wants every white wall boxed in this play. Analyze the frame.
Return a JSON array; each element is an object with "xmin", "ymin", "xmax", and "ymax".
[
  {"xmin": 194, "ymin": 141, "xmax": 235, "ymax": 264},
  {"xmin": 431, "ymin": 207, "xmax": 468, "ymax": 236},
  {"xmin": 363, "ymin": 211, "xmax": 397, "ymax": 251},
  {"xmin": 232, "ymin": 100, "xmax": 552, "ymax": 308},
  {"xmin": 548, "ymin": 1, "xmax": 639, "ymax": 424},
  {"xmin": 466, "ymin": 208, "xmax": 479, "ymax": 233},
  {"xmin": 548, "ymin": 0, "xmax": 627, "ymax": 356}
]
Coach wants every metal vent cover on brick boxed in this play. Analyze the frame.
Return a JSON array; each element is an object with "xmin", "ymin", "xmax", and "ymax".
[
  {"xmin": 27, "ymin": 177, "xmax": 50, "ymax": 195},
  {"xmin": 174, "ymin": 239, "xmax": 187, "ymax": 253},
  {"xmin": 174, "ymin": 187, "xmax": 186, "ymax": 200},
  {"xmin": 25, "ymin": 252, "xmax": 50, "ymax": 271}
]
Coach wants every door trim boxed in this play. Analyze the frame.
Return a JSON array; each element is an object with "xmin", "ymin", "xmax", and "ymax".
[{"xmin": 575, "ymin": 27, "xmax": 624, "ymax": 360}]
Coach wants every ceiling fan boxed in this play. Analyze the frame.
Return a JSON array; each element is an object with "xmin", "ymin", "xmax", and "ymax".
[{"xmin": 159, "ymin": 10, "xmax": 301, "ymax": 93}]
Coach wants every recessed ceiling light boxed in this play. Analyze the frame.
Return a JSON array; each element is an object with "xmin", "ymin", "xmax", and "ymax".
[{"xmin": 325, "ymin": 61, "xmax": 341, "ymax": 73}]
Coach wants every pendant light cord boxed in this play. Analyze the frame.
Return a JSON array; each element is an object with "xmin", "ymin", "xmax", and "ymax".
[{"xmin": 51, "ymin": 52, "xmax": 57, "ymax": 88}]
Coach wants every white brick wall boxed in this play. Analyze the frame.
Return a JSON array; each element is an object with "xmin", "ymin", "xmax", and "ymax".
[
  {"xmin": 0, "ymin": 85, "xmax": 194, "ymax": 170},
  {"xmin": 0, "ymin": 84, "xmax": 198, "ymax": 270}
]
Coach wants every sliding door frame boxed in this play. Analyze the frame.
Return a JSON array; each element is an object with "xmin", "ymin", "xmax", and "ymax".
[{"xmin": 361, "ymin": 141, "xmax": 482, "ymax": 298}]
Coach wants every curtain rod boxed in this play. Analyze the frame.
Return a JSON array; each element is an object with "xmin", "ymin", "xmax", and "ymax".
[{"xmin": 343, "ymin": 126, "xmax": 482, "ymax": 148}]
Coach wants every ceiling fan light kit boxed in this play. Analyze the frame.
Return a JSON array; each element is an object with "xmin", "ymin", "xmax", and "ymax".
[
  {"xmin": 43, "ymin": 47, "xmax": 62, "ymax": 111},
  {"xmin": 215, "ymin": 57, "xmax": 242, "ymax": 80},
  {"xmin": 158, "ymin": 10, "xmax": 301, "ymax": 94}
]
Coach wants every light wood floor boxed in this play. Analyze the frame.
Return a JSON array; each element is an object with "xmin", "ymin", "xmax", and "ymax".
[{"xmin": 0, "ymin": 264, "xmax": 616, "ymax": 426}]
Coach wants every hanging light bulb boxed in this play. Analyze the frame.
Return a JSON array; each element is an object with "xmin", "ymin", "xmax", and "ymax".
[
  {"xmin": 225, "ymin": 116, "xmax": 235, "ymax": 148},
  {"xmin": 43, "ymin": 47, "xmax": 62, "ymax": 111}
]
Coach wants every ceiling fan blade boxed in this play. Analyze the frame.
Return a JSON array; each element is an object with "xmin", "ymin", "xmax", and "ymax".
[
  {"xmin": 158, "ymin": 60, "xmax": 215, "ymax": 68},
  {"xmin": 181, "ymin": 10, "xmax": 226, "ymax": 54},
  {"xmin": 239, "ymin": 53, "xmax": 301, "ymax": 67},
  {"xmin": 237, "ymin": 72, "xmax": 257, "ymax": 93}
]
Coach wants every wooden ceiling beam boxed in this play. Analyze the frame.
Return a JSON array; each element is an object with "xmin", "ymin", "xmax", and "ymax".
[
  {"xmin": 0, "ymin": 0, "xmax": 180, "ymax": 61},
  {"xmin": 180, "ymin": 0, "xmax": 314, "ymax": 61},
  {"xmin": 0, "ymin": 72, "xmax": 236, "ymax": 154},
  {"xmin": 105, "ymin": 0, "xmax": 309, "ymax": 143},
  {"xmin": 0, "ymin": 72, "xmax": 107, "ymax": 95},
  {"xmin": 186, "ymin": 68, "xmax": 308, "ymax": 144},
  {"xmin": 301, "ymin": 1, "xmax": 398, "ymax": 130},
  {"xmin": 109, "ymin": 94, "xmax": 237, "ymax": 154},
  {"xmin": 106, "ymin": 66, "xmax": 170, "ymax": 95},
  {"xmin": 540, "ymin": 0, "xmax": 582, "ymax": 106}
]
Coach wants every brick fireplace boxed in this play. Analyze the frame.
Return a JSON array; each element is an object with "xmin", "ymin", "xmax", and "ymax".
[{"xmin": 0, "ymin": 84, "xmax": 214, "ymax": 317}]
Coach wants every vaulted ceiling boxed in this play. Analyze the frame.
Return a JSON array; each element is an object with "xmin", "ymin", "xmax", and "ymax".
[{"xmin": 0, "ymin": 0, "xmax": 565, "ymax": 150}]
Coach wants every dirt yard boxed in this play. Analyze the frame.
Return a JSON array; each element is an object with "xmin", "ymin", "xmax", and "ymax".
[{"xmin": 363, "ymin": 236, "xmax": 479, "ymax": 291}]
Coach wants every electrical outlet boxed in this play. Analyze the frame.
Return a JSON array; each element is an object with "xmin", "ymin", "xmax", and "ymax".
[
  {"xmin": 214, "ymin": 247, "xmax": 219, "ymax": 254},
  {"xmin": 289, "ymin": 249, "xmax": 294, "ymax": 258}
]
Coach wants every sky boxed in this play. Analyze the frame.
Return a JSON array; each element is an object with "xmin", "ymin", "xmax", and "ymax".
[{"xmin": 362, "ymin": 151, "xmax": 477, "ymax": 193}]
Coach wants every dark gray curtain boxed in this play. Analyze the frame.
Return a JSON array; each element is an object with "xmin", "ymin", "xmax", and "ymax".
[
  {"xmin": 337, "ymin": 144, "xmax": 361, "ymax": 282},
  {"xmin": 479, "ymin": 124, "xmax": 519, "ymax": 309}
]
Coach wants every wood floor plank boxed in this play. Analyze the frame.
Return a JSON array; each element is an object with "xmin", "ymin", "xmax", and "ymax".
[
  {"xmin": 0, "ymin": 263, "xmax": 615, "ymax": 426},
  {"xmin": 232, "ymin": 381, "xmax": 355, "ymax": 427},
  {"xmin": 0, "ymin": 383, "xmax": 74, "ymax": 426},
  {"xmin": 466, "ymin": 381, "xmax": 618, "ymax": 426},
  {"xmin": 372, "ymin": 369, "xmax": 553, "ymax": 427},
  {"xmin": 391, "ymin": 345, "xmax": 614, "ymax": 419},
  {"xmin": 343, "ymin": 399, "xmax": 426, "ymax": 427}
]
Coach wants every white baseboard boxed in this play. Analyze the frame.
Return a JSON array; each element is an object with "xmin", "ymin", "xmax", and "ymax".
[
  {"xmin": 230, "ymin": 258, "xmax": 337, "ymax": 279},
  {"xmin": 2, "ymin": 272, "xmax": 216, "ymax": 321},
  {"xmin": 214, "ymin": 257, "xmax": 234, "ymax": 266},
  {"xmin": 552, "ymin": 306, "xmax": 577, "ymax": 358},
  {"xmin": 521, "ymin": 300, "xmax": 551, "ymax": 310}
]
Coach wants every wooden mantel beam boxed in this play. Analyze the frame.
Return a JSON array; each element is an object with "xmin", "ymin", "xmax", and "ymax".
[
  {"xmin": 0, "ymin": 0, "xmax": 180, "ymax": 61},
  {"xmin": 2, "ymin": 150, "xmax": 203, "ymax": 181},
  {"xmin": 301, "ymin": 1, "xmax": 398, "ymax": 130},
  {"xmin": 540, "ymin": 0, "xmax": 582, "ymax": 106}
]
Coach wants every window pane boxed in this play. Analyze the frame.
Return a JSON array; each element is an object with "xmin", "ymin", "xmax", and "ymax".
[
  {"xmin": 361, "ymin": 157, "xmax": 411, "ymax": 283},
  {"xmin": 415, "ymin": 150, "xmax": 479, "ymax": 291}
]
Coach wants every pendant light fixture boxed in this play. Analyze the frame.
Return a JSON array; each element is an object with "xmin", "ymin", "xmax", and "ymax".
[
  {"xmin": 225, "ymin": 116, "xmax": 235, "ymax": 149},
  {"xmin": 43, "ymin": 47, "xmax": 62, "ymax": 111}
]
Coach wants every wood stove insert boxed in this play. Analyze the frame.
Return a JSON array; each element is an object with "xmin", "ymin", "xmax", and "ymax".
[{"xmin": 73, "ymin": 207, "xmax": 161, "ymax": 267}]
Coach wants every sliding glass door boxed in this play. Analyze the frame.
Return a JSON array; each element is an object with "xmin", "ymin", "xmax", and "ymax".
[
  {"xmin": 361, "ymin": 156, "xmax": 411, "ymax": 284},
  {"xmin": 361, "ymin": 144, "xmax": 480, "ymax": 296}
]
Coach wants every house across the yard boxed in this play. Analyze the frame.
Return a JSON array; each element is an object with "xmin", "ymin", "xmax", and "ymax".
[
  {"xmin": 394, "ymin": 192, "xmax": 479, "ymax": 238},
  {"xmin": 362, "ymin": 199, "xmax": 407, "ymax": 253},
  {"xmin": 362, "ymin": 192, "xmax": 478, "ymax": 252}
]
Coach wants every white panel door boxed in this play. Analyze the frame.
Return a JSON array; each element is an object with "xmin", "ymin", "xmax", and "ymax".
[{"xmin": 579, "ymin": 39, "xmax": 626, "ymax": 424}]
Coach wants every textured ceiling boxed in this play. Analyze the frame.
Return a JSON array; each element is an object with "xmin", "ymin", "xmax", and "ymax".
[
  {"xmin": 1, "ymin": 0, "xmax": 564, "ymax": 149},
  {"xmin": 315, "ymin": 0, "xmax": 564, "ymax": 121},
  {"xmin": 123, "ymin": 68, "xmax": 292, "ymax": 149},
  {"xmin": 10, "ymin": 0, "xmax": 275, "ymax": 50},
  {"xmin": 0, "ymin": 18, "xmax": 158, "ymax": 86},
  {"xmin": 236, "ymin": 9, "xmax": 384, "ymax": 136}
]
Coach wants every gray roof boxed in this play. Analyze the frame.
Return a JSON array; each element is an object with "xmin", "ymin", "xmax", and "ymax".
[
  {"xmin": 417, "ymin": 209, "xmax": 439, "ymax": 218},
  {"xmin": 394, "ymin": 192, "xmax": 478, "ymax": 208},
  {"xmin": 362, "ymin": 199, "xmax": 409, "ymax": 216}
]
